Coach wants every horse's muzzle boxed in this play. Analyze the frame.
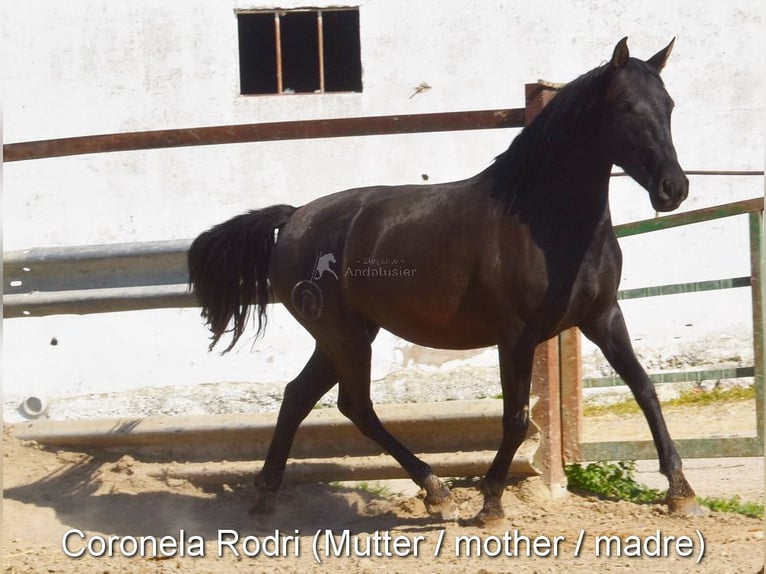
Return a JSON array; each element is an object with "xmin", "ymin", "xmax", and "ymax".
[{"xmin": 652, "ymin": 171, "xmax": 689, "ymax": 212}]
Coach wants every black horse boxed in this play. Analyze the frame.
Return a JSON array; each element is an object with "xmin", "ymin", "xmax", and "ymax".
[{"xmin": 189, "ymin": 38, "xmax": 701, "ymax": 523}]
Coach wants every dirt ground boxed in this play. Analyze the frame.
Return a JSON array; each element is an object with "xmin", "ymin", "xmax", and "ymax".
[{"xmin": 3, "ymin": 403, "xmax": 764, "ymax": 574}]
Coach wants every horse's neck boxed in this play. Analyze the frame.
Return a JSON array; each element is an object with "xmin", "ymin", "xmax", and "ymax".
[{"xmin": 520, "ymin": 151, "xmax": 613, "ymax": 226}]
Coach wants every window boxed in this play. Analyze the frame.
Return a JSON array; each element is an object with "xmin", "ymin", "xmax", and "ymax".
[{"xmin": 237, "ymin": 9, "xmax": 362, "ymax": 95}]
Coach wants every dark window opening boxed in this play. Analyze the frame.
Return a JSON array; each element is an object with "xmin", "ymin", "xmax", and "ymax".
[
  {"xmin": 281, "ymin": 12, "xmax": 320, "ymax": 93},
  {"xmin": 323, "ymin": 10, "xmax": 362, "ymax": 92},
  {"xmin": 237, "ymin": 13, "xmax": 276, "ymax": 94},
  {"xmin": 237, "ymin": 9, "xmax": 362, "ymax": 95}
]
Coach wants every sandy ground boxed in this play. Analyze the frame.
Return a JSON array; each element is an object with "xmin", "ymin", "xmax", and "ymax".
[{"xmin": 3, "ymin": 401, "xmax": 764, "ymax": 574}]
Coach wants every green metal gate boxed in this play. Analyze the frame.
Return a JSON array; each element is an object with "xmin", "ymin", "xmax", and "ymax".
[{"xmin": 564, "ymin": 195, "xmax": 764, "ymax": 462}]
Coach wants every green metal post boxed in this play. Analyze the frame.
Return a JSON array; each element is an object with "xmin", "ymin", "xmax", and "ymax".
[{"xmin": 749, "ymin": 210, "xmax": 764, "ymax": 443}]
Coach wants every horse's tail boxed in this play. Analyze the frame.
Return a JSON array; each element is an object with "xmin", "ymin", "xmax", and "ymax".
[{"xmin": 188, "ymin": 204, "xmax": 297, "ymax": 353}]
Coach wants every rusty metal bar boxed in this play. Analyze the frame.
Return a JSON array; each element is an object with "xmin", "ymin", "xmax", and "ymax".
[
  {"xmin": 317, "ymin": 11, "xmax": 325, "ymax": 93},
  {"xmin": 3, "ymin": 108, "xmax": 525, "ymax": 162},
  {"xmin": 559, "ymin": 327, "xmax": 582, "ymax": 464},
  {"xmin": 531, "ymin": 338, "xmax": 566, "ymax": 493}
]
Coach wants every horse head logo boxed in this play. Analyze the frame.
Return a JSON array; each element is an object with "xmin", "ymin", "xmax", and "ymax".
[{"xmin": 313, "ymin": 252, "xmax": 339, "ymax": 281}]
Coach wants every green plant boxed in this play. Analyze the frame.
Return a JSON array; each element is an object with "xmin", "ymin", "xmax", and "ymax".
[
  {"xmin": 565, "ymin": 460, "xmax": 764, "ymax": 519},
  {"xmin": 565, "ymin": 460, "xmax": 663, "ymax": 503},
  {"xmin": 698, "ymin": 495, "xmax": 763, "ymax": 519}
]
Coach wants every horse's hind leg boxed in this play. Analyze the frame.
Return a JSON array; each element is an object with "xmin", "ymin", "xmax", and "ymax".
[
  {"xmin": 581, "ymin": 302, "xmax": 703, "ymax": 515},
  {"xmin": 329, "ymin": 336, "xmax": 458, "ymax": 521},
  {"xmin": 251, "ymin": 345, "xmax": 337, "ymax": 515}
]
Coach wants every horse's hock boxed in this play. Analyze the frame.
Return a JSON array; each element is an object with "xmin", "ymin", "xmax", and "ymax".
[{"xmin": 14, "ymin": 399, "xmax": 542, "ymax": 488}]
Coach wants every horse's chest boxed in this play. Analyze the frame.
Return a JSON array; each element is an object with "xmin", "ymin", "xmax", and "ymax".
[{"xmin": 560, "ymin": 237, "xmax": 622, "ymax": 326}]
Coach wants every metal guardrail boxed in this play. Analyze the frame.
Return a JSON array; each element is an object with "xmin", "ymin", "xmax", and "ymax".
[
  {"xmin": 4, "ymin": 240, "xmax": 193, "ymax": 317},
  {"xmin": 4, "ymin": 196, "xmax": 762, "ymax": 318}
]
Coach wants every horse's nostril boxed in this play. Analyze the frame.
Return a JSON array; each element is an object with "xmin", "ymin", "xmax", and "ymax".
[{"xmin": 659, "ymin": 179, "xmax": 672, "ymax": 201}]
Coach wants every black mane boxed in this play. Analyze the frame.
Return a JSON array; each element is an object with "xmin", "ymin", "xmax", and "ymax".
[{"xmin": 484, "ymin": 63, "xmax": 613, "ymax": 212}]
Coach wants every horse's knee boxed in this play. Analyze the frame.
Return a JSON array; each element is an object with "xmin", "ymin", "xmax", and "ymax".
[{"xmin": 503, "ymin": 408, "xmax": 529, "ymax": 437}]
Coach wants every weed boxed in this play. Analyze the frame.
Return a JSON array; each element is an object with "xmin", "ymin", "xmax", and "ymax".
[
  {"xmin": 565, "ymin": 460, "xmax": 663, "ymax": 503},
  {"xmin": 565, "ymin": 460, "xmax": 763, "ymax": 519},
  {"xmin": 698, "ymin": 495, "xmax": 763, "ymax": 519}
]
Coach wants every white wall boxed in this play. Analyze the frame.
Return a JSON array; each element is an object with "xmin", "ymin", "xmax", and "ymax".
[{"xmin": 3, "ymin": 0, "xmax": 763, "ymax": 420}]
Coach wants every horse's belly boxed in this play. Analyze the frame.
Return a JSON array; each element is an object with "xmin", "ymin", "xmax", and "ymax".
[
  {"xmin": 377, "ymin": 314, "xmax": 499, "ymax": 350},
  {"xmin": 353, "ymin": 285, "xmax": 503, "ymax": 349}
]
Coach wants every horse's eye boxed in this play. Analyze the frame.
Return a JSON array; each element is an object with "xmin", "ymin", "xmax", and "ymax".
[{"xmin": 617, "ymin": 100, "xmax": 632, "ymax": 113}]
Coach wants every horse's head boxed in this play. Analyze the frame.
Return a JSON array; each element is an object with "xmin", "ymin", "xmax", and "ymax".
[{"xmin": 600, "ymin": 37, "xmax": 688, "ymax": 212}]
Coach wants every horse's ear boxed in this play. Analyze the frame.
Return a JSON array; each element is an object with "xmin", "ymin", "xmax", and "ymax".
[
  {"xmin": 647, "ymin": 37, "xmax": 675, "ymax": 72},
  {"xmin": 610, "ymin": 37, "xmax": 630, "ymax": 69}
]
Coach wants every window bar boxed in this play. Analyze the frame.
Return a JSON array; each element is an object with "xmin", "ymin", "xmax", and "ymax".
[
  {"xmin": 317, "ymin": 11, "xmax": 325, "ymax": 93},
  {"xmin": 274, "ymin": 12, "xmax": 283, "ymax": 94}
]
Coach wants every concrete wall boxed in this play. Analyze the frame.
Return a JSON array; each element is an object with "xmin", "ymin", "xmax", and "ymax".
[{"xmin": 3, "ymin": 0, "xmax": 763, "ymax": 420}]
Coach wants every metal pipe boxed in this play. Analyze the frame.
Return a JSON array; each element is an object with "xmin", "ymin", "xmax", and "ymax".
[
  {"xmin": 317, "ymin": 11, "xmax": 325, "ymax": 93},
  {"xmin": 3, "ymin": 108, "xmax": 525, "ymax": 161}
]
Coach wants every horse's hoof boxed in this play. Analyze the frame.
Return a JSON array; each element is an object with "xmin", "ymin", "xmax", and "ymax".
[
  {"xmin": 460, "ymin": 495, "xmax": 505, "ymax": 527},
  {"xmin": 667, "ymin": 496, "xmax": 705, "ymax": 516},
  {"xmin": 463, "ymin": 508, "xmax": 505, "ymax": 528},
  {"xmin": 424, "ymin": 497, "xmax": 459, "ymax": 521},
  {"xmin": 420, "ymin": 474, "xmax": 458, "ymax": 521}
]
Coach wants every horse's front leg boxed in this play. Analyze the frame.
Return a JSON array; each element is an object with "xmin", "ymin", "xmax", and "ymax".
[
  {"xmin": 474, "ymin": 338, "xmax": 535, "ymax": 524},
  {"xmin": 580, "ymin": 302, "xmax": 703, "ymax": 515}
]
